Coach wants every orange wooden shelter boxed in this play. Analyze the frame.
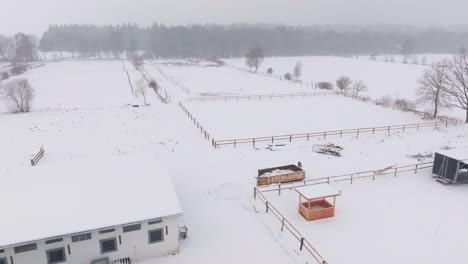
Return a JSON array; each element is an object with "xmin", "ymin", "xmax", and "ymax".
[{"xmin": 295, "ymin": 185, "xmax": 341, "ymax": 221}]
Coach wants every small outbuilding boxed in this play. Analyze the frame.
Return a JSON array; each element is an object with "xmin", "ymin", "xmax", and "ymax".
[
  {"xmin": 257, "ymin": 162, "xmax": 305, "ymax": 186},
  {"xmin": 295, "ymin": 185, "xmax": 341, "ymax": 221},
  {"xmin": 433, "ymin": 151, "xmax": 468, "ymax": 184}
]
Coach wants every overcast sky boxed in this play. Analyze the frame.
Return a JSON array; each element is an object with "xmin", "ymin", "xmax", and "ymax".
[{"xmin": 1, "ymin": 0, "xmax": 468, "ymax": 36}]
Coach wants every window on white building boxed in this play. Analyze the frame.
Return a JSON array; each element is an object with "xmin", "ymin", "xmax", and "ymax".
[
  {"xmin": 0, "ymin": 257, "xmax": 7, "ymax": 264},
  {"xmin": 148, "ymin": 229, "xmax": 164, "ymax": 244},
  {"xmin": 46, "ymin": 248, "xmax": 66, "ymax": 264},
  {"xmin": 14, "ymin": 243, "xmax": 37, "ymax": 254},
  {"xmin": 100, "ymin": 238, "xmax": 117, "ymax": 254},
  {"xmin": 123, "ymin": 224, "xmax": 141, "ymax": 233},
  {"xmin": 71, "ymin": 233, "xmax": 92, "ymax": 242}
]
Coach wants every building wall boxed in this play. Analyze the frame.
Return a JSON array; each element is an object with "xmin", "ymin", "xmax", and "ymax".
[{"xmin": 0, "ymin": 216, "xmax": 182, "ymax": 264}]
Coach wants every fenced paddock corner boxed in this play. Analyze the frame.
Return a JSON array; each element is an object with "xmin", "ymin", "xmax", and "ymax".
[
  {"xmin": 254, "ymin": 189, "xmax": 328, "ymax": 264},
  {"xmin": 188, "ymin": 92, "xmax": 335, "ymax": 102},
  {"xmin": 212, "ymin": 120, "xmax": 459, "ymax": 148}
]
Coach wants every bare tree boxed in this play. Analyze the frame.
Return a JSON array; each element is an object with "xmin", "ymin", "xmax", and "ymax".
[
  {"xmin": 267, "ymin": 68, "xmax": 273, "ymax": 74},
  {"xmin": 416, "ymin": 61, "xmax": 450, "ymax": 118},
  {"xmin": 293, "ymin": 61, "xmax": 303, "ymax": 80},
  {"xmin": 336, "ymin": 76, "xmax": 352, "ymax": 93},
  {"xmin": 245, "ymin": 47, "xmax": 264, "ymax": 72},
  {"xmin": 351, "ymin": 80, "xmax": 368, "ymax": 98},
  {"xmin": 446, "ymin": 52, "xmax": 468, "ymax": 122},
  {"xmin": 1, "ymin": 78, "xmax": 34, "ymax": 112},
  {"xmin": 136, "ymin": 78, "xmax": 148, "ymax": 105}
]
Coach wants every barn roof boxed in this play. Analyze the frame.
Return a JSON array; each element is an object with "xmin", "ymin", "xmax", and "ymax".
[
  {"xmin": 0, "ymin": 156, "xmax": 183, "ymax": 248},
  {"xmin": 296, "ymin": 184, "xmax": 341, "ymax": 200},
  {"xmin": 436, "ymin": 150, "xmax": 468, "ymax": 162}
]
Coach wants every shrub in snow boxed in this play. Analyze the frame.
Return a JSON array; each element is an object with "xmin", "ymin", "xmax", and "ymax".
[
  {"xmin": 284, "ymin": 72, "xmax": 293, "ymax": 81},
  {"xmin": 318, "ymin": 82, "xmax": 334, "ymax": 90},
  {"xmin": 11, "ymin": 65, "xmax": 27, "ymax": 75},
  {"xmin": 394, "ymin": 98, "xmax": 416, "ymax": 111},
  {"xmin": 1, "ymin": 78, "xmax": 34, "ymax": 113},
  {"xmin": 267, "ymin": 68, "xmax": 273, "ymax": 74},
  {"xmin": 378, "ymin": 96, "xmax": 393, "ymax": 107},
  {"xmin": 1, "ymin": 71, "xmax": 9, "ymax": 81}
]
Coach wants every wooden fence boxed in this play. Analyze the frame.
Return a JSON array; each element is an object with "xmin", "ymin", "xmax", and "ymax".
[
  {"xmin": 211, "ymin": 120, "xmax": 458, "ymax": 148},
  {"xmin": 31, "ymin": 147, "xmax": 45, "ymax": 166},
  {"xmin": 212, "ymin": 120, "xmax": 458, "ymax": 148},
  {"xmin": 254, "ymin": 188, "xmax": 328, "ymax": 264},
  {"xmin": 178, "ymin": 101, "xmax": 212, "ymax": 141},
  {"xmin": 188, "ymin": 92, "xmax": 335, "ymax": 102},
  {"xmin": 152, "ymin": 65, "xmax": 191, "ymax": 96},
  {"xmin": 257, "ymin": 162, "xmax": 433, "ymax": 194}
]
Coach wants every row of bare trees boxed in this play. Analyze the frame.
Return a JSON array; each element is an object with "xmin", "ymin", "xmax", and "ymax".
[
  {"xmin": 336, "ymin": 76, "xmax": 368, "ymax": 98},
  {"xmin": 417, "ymin": 51, "xmax": 468, "ymax": 122}
]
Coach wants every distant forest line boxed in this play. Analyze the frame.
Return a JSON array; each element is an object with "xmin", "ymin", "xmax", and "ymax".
[{"xmin": 37, "ymin": 24, "xmax": 468, "ymax": 58}]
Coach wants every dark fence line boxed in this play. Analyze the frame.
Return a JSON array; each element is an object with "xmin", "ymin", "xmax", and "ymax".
[
  {"xmin": 258, "ymin": 162, "xmax": 433, "ymax": 194},
  {"xmin": 31, "ymin": 147, "xmax": 45, "ymax": 166},
  {"xmin": 188, "ymin": 92, "xmax": 335, "ymax": 102},
  {"xmin": 178, "ymin": 101, "xmax": 212, "ymax": 141},
  {"xmin": 212, "ymin": 120, "xmax": 458, "ymax": 148},
  {"xmin": 253, "ymin": 188, "xmax": 327, "ymax": 264},
  {"xmin": 150, "ymin": 65, "xmax": 191, "ymax": 96}
]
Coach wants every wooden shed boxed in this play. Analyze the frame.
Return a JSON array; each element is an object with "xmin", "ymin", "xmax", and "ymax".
[
  {"xmin": 257, "ymin": 162, "xmax": 305, "ymax": 186},
  {"xmin": 295, "ymin": 185, "xmax": 341, "ymax": 221},
  {"xmin": 433, "ymin": 151, "xmax": 468, "ymax": 184}
]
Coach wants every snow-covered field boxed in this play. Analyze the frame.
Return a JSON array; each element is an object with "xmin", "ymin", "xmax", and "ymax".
[
  {"xmin": 225, "ymin": 55, "xmax": 466, "ymax": 120},
  {"xmin": 1, "ymin": 59, "xmax": 467, "ymax": 264},
  {"xmin": 150, "ymin": 61, "xmax": 311, "ymax": 96},
  {"xmin": 188, "ymin": 95, "xmax": 424, "ymax": 139},
  {"xmin": 263, "ymin": 171, "xmax": 468, "ymax": 264}
]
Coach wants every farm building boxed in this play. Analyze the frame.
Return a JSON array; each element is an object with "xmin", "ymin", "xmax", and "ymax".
[
  {"xmin": 295, "ymin": 185, "xmax": 341, "ymax": 221},
  {"xmin": 257, "ymin": 163, "xmax": 305, "ymax": 186},
  {"xmin": 0, "ymin": 160, "xmax": 185, "ymax": 264},
  {"xmin": 433, "ymin": 151, "xmax": 468, "ymax": 184}
]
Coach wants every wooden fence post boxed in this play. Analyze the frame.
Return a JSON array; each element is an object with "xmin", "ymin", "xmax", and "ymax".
[
  {"xmin": 394, "ymin": 167, "xmax": 397, "ymax": 177},
  {"xmin": 415, "ymin": 164, "xmax": 418, "ymax": 173},
  {"xmin": 278, "ymin": 184, "xmax": 281, "ymax": 196},
  {"xmin": 254, "ymin": 187, "xmax": 257, "ymax": 199},
  {"xmin": 281, "ymin": 218, "xmax": 285, "ymax": 231},
  {"xmin": 300, "ymin": 238, "xmax": 305, "ymax": 251},
  {"xmin": 266, "ymin": 201, "xmax": 269, "ymax": 213}
]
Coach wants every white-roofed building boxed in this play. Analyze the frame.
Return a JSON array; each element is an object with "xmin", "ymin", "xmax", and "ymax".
[{"xmin": 0, "ymin": 157, "xmax": 184, "ymax": 264}]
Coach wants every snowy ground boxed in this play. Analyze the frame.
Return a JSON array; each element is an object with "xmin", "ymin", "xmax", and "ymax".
[
  {"xmin": 225, "ymin": 55, "xmax": 466, "ymax": 120},
  {"xmin": 1, "ymin": 59, "xmax": 467, "ymax": 264},
  {"xmin": 263, "ymin": 171, "xmax": 468, "ymax": 264},
  {"xmin": 150, "ymin": 61, "xmax": 311, "ymax": 96},
  {"xmin": 188, "ymin": 95, "xmax": 424, "ymax": 139}
]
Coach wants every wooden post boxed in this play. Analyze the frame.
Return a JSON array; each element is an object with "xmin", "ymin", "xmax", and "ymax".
[
  {"xmin": 278, "ymin": 184, "xmax": 281, "ymax": 196},
  {"xmin": 357, "ymin": 129, "xmax": 360, "ymax": 137},
  {"xmin": 403, "ymin": 125, "xmax": 406, "ymax": 132},
  {"xmin": 394, "ymin": 167, "xmax": 397, "ymax": 177},
  {"xmin": 372, "ymin": 128, "xmax": 375, "ymax": 134},
  {"xmin": 350, "ymin": 174, "xmax": 353, "ymax": 184},
  {"xmin": 324, "ymin": 132, "xmax": 327, "ymax": 139},
  {"xmin": 300, "ymin": 237, "xmax": 305, "ymax": 251},
  {"xmin": 415, "ymin": 164, "xmax": 418, "ymax": 173},
  {"xmin": 266, "ymin": 201, "xmax": 269, "ymax": 213},
  {"xmin": 290, "ymin": 135, "xmax": 292, "ymax": 142},
  {"xmin": 388, "ymin": 126, "xmax": 391, "ymax": 134},
  {"xmin": 254, "ymin": 187, "xmax": 257, "ymax": 199},
  {"xmin": 340, "ymin": 130, "xmax": 343, "ymax": 138},
  {"xmin": 281, "ymin": 218, "xmax": 285, "ymax": 231}
]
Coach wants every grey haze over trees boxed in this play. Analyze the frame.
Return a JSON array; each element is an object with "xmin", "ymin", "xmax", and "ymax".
[
  {"xmin": 245, "ymin": 47, "xmax": 264, "ymax": 72},
  {"xmin": 0, "ymin": 33, "xmax": 37, "ymax": 64},
  {"xmin": 416, "ymin": 61, "xmax": 451, "ymax": 118},
  {"xmin": 1, "ymin": 78, "xmax": 35, "ymax": 113},
  {"xmin": 37, "ymin": 24, "xmax": 468, "ymax": 59}
]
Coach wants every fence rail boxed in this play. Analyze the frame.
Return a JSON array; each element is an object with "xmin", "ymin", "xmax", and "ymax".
[
  {"xmin": 178, "ymin": 101, "xmax": 212, "ymax": 141},
  {"xmin": 254, "ymin": 188, "xmax": 327, "ymax": 264},
  {"xmin": 31, "ymin": 147, "xmax": 45, "ymax": 166},
  {"xmin": 258, "ymin": 162, "xmax": 433, "ymax": 194},
  {"xmin": 188, "ymin": 92, "xmax": 335, "ymax": 102},
  {"xmin": 213, "ymin": 120, "xmax": 458, "ymax": 148}
]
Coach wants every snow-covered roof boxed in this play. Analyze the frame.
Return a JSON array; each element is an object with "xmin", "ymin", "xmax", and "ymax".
[
  {"xmin": 296, "ymin": 184, "xmax": 341, "ymax": 199},
  {"xmin": 437, "ymin": 149, "xmax": 468, "ymax": 162},
  {"xmin": 0, "ymin": 157, "xmax": 183, "ymax": 248}
]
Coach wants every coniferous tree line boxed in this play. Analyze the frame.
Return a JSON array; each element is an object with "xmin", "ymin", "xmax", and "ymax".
[{"xmin": 36, "ymin": 24, "xmax": 468, "ymax": 58}]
